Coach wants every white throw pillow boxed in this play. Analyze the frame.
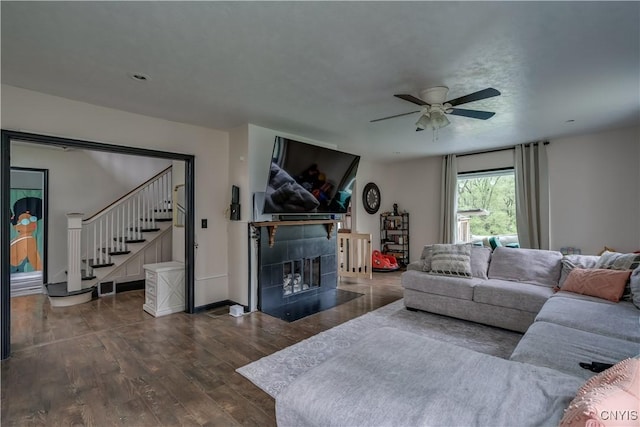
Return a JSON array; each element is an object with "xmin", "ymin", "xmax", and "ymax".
[{"xmin": 430, "ymin": 244, "xmax": 472, "ymax": 278}]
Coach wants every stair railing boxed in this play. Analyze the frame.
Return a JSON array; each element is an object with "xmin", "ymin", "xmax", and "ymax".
[{"xmin": 72, "ymin": 167, "xmax": 172, "ymax": 279}]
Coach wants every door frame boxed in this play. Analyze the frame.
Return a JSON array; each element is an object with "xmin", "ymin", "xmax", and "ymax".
[{"xmin": 1, "ymin": 130, "xmax": 196, "ymax": 360}]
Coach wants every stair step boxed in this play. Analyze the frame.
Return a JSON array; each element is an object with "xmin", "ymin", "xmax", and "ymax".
[
  {"xmin": 129, "ymin": 227, "xmax": 161, "ymax": 232},
  {"xmin": 101, "ymin": 248, "xmax": 132, "ymax": 256},
  {"xmin": 46, "ymin": 282, "xmax": 96, "ymax": 298},
  {"xmin": 154, "ymin": 208, "xmax": 173, "ymax": 212},
  {"xmin": 83, "ymin": 260, "xmax": 115, "ymax": 269},
  {"xmin": 113, "ymin": 237, "xmax": 146, "ymax": 244}
]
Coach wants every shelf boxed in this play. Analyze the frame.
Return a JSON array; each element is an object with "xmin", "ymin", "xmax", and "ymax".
[
  {"xmin": 380, "ymin": 212, "xmax": 409, "ymax": 266},
  {"xmin": 252, "ymin": 220, "xmax": 339, "ymax": 247}
]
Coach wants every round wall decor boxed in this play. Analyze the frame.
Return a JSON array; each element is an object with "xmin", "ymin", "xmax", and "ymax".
[{"xmin": 362, "ymin": 182, "xmax": 381, "ymax": 214}]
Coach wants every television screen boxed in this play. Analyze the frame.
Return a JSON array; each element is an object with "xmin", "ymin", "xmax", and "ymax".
[{"xmin": 262, "ymin": 137, "xmax": 360, "ymax": 214}]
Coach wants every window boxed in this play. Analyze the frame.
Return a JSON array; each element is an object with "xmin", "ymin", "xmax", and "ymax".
[{"xmin": 456, "ymin": 169, "xmax": 518, "ymax": 247}]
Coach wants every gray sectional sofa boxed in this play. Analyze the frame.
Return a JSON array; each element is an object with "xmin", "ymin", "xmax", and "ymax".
[
  {"xmin": 402, "ymin": 246, "xmax": 562, "ymax": 332},
  {"xmin": 275, "ymin": 247, "xmax": 640, "ymax": 427}
]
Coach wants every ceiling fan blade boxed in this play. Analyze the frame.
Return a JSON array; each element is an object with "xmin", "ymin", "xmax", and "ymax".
[
  {"xmin": 446, "ymin": 88, "xmax": 501, "ymax": 107},
  {"xmin": 448, "ymin": 108, "xmax": 496, "ymax": 120},
  {"xmin": 394, "ymin": 94, "xmax": 429, "ymax": 106},
  {"xmin": 370, "ymin": 110, "xmax": 420, "ymax": 123}
]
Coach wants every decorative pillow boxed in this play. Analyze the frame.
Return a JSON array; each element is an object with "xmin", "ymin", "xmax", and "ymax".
[
  {"xmin": 421, "ymin": 245, "xmax": 433, "ymax": 272},
  {"xmin": 562, "ymin": 268, "xmax": 631, "ymax": 302},
  {"xmin": 596, "ymin": 251, "xmax": 640, "ymax": 302},
  {"xmin": 598, "ymin": 245, "xmax": 617, "ymax": 256},
  {"xmin": 630, "ymin": 268, "xmax": 640, "ymax": 310},
  {"xmin": 559, "ymin": 357, "xmax": 640, "ymax": 427},
  {"xmin": 597, "ymin": 251, "xmax": 640, "ymax": 270},
  {"xmin": 559, "ymin": 254, "xmax": 601, "ymax": 287},
  {"xmin": 470, "ymin": 246, "xmax": 492, "ymax": 279},
  {"xmin": 429, "ymin": 244, "xmax": 472, "ymax": 278}
]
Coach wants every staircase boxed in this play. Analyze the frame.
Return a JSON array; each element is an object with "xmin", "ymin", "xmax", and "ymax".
[{"xmin": 48, "ymin": 167, "xmax": 174, "ymax": 307}]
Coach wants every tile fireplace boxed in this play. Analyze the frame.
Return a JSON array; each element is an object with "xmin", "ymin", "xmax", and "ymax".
[{"xmin": 256, "ymin": 222, "xmax": 339, "ymax": 320}]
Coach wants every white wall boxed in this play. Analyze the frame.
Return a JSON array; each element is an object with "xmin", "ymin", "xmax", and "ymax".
[
  {"xmin": 171, "ymin": 160, "xmax": 186, "ymax": 262},
  {"xmin": 365, "ymin": 124, "xmax": 640, "ymax": 260},
  {"xmin": 353, "ymin": 156, "xmax": 441, "ymax": 262},
  {"xmin": 10, "ymin": 143, "xmax": 169, "ymax": 282},
  {"xmin": 547, "ymin": 125, "xmax": 640, "ymax": 255},
  {"xmin": 227, "ymin": 125, "xmax": 250, "ymax": 306},
  {"xmin": 1, "ymin": 84, "xmax": 230, "ymax": 306}
]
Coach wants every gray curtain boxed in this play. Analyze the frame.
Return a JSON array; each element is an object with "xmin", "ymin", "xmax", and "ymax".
[
  {"xmin": 514, "ymin": 142, "xmax": 549, "ymax": 249},
  {"xmin": 439, "ymin": 154, "xmax": 458, "ymax": 244}
]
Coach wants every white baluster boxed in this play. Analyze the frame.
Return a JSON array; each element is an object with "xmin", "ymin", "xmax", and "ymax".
[
  {"xmin": 137, "ymin": 193, "xmax": 142, "ymax": 239},
  {"xmin": 142, "ymin": 186, "xmax": 146, "ymax": 230},
  {"xmin": 99, "ymin": 218, "xmax": 104, "ymax": 264},
  {"xmin": 151, "ymin": 179, "xmax": 156, "ymax": 223},
  {"xmin": 110, "ymin": 211, "xmax": 114, "ymax": 254}
]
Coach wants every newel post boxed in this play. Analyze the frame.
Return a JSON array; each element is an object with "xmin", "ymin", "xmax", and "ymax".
[{"xmin": 66, "ymin": 213, "xmax": 84, "ymax": 292}]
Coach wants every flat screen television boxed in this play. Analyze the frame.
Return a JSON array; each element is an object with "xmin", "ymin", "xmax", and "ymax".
[{"xmin": 262, "ymin": 137, "xmax": 360, "ymax": 215}]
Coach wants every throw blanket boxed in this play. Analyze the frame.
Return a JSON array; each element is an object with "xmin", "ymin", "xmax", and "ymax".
[{"xmin": 264, "ymin": 162, "xmax": 319, "ymax": 213}]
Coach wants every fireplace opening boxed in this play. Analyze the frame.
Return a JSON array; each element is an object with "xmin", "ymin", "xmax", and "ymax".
[{"xmin": 283, "ymin": 256, "xmax": 320, "ymax": 296}]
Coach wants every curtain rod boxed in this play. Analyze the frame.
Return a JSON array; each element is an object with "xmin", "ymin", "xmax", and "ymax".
[{"xmin": 456, "ymin": 141, "xmax": 549, "ymax": 158}]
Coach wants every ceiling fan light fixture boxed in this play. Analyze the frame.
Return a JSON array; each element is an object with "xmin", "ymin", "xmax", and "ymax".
[
  {"xmin": 430, "ymin": 110, "xmax": 450, "ymax": 129},
  {"xmin": 415, "ymin": 113, "xmax": 431, "ymax": 130}
]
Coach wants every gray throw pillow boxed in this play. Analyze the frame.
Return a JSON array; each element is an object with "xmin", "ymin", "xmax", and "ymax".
[
  {"xmin": 430, "ymin": 244, "xmax": 472, "ymax": 278},
  {"xmin": 630, "ymin": 267, "xmax": 640, "ymax": 309},
  {"xmin": 421, "ymin": 245, "xmax": 433, "ymax": 272},
  {"xmin": 470, "ymin": 246, "xmax": 492, "ymax": 279},
  {"xmin": 596, "ymin": 251, "xmax": 640, "ymax": 302},
  {"xmin": 558, "ymin": 254, "xmax": 600, "ymax": 287}
]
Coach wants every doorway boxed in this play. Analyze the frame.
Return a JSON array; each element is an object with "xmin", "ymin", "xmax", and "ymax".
[
  {"xmin": 9, "ymin": 167, "xmax": 48, "ymax": 297},
  {"xmin": 1, "ymin": 130, "xmax": 196, "ymax": 360}
]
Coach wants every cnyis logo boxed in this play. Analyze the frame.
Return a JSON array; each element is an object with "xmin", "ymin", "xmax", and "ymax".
[{"xmin": 600, "ymin": 410, "xmax": 638, "ymax": 421}]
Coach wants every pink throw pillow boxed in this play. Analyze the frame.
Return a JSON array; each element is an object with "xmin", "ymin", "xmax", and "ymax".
[
  {"xmin": 562, "ymin": 268, "xmax": 631, "ymax": 302},
  {"xmin": 559, "ymin": 357, "xmax": 640, "ymax": 427}
]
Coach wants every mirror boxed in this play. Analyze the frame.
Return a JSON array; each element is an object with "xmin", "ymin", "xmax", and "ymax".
[{"xmin": 173, "ymin": 184, "xmax": 185, "ymax": 227}]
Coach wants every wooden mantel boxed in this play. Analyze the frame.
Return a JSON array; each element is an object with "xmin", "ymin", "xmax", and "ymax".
[{"xmin": 251, "ymin": 220, "xmax": 339, "ymax": 247}]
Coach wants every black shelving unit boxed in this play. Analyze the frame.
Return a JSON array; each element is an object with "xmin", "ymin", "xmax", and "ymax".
[{"xmin": 380, "ymin": 212, "xmax": 409, "ymax": 267}]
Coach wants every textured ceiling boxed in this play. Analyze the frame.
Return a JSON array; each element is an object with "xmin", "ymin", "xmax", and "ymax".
[{"xmin": 2, "ymin": 2, "xmax": 639, "ymax": 160}]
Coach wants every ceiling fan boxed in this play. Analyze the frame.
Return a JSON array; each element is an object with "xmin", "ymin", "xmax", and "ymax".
[{"xmin": 371, "ymin": 87, "xmax": 501, "ymax": 133}]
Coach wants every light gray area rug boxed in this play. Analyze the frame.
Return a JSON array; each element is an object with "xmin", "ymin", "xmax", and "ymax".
[{"xmin": 236, "ymin": 299, "xmax": 523, "ymax": 398}]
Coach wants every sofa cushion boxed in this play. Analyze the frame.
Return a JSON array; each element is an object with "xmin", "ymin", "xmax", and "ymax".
[
  {"xmin": 562, "ymin": 268, "xmax": 631, "ymax": 302},
  {"xmin": 470, "ymin": 246, "xmax": 492, "ymax": 279},
  {"xmin": 276, "ymin": 327, "xmax": 583, "ymax": 427},
  {"xmin": 430, "ymin": 244, "xmax": 472, "ymax": 277},
  {"xmin": 559, "ymin": 357, "xmax": 640, "ymax": 427},
  {"xmin": 559, "ymin": 254, "xmax": 601, "ymax": 287},
  {"xmin": 536, "ymin": 292, "xmax": 640, "ymax": 342},
  {"xmin": 401, "ymin": 270, "xmax": 480, "ymax": 301},
  {"xmin": 406, "ymin": 261, "xmax": 423, "ymax": 272},
  {"xmin": 488, "ymin": 247, "xmax": 562, "ymax": 288},
  {"xmin": 473, "ymin": 279, "xmax": 554, "ymax": 313},
  {"xmin": 510, "ymin": 321, "xmax": 640, "ymax": 381}
]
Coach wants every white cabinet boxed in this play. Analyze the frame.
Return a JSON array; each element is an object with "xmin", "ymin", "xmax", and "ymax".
[{"xmin": 143, "ymin": 261, "xmax": 185, "ymax": 317}]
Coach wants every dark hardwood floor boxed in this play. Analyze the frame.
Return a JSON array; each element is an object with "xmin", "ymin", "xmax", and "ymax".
[{"xmin": 2, "ymin": 272, "xmax": 403, "ymax": 426}]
